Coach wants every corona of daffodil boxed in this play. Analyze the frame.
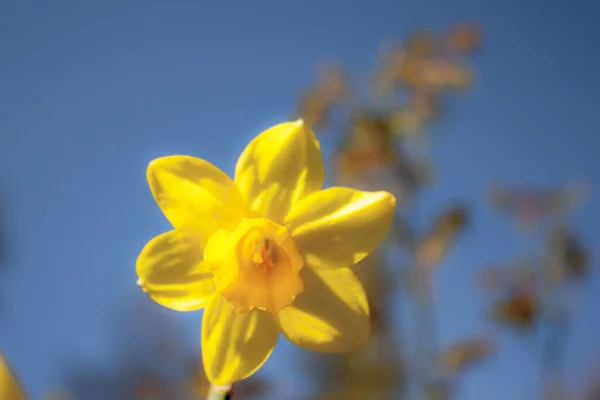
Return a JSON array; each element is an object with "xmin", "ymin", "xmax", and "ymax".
[
  {"xmin": 136, "ymin": 120, "xmax": 396, "ymax": 385},
  {"xmin": 0, "ymin": 352, "xmax": 25, "ymax": 400}
]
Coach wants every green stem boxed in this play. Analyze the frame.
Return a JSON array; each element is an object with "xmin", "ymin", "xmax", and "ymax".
[{"xmin": 207, "ymin": 384, "xmax": 233, "ymax": 400}]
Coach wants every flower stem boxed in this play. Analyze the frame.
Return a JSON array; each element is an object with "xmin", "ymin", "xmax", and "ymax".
[{"xmin": 207, "ymin": 384, "xmax": 233, "ymax": 400}]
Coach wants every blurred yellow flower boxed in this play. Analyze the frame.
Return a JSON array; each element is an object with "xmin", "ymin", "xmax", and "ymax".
[
  {"xmin": 136, "ymin": 120, "xmax": 396, "ymax": 385},
  {"xmin": 0, "ymin": 352, "xmax": 25, "ymax": 400}
]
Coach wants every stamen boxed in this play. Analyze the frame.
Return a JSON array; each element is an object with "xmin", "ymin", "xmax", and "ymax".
[
  {"xmin": 252, "ymin": 253, "xmax": 264, "ymax": 264},
  {"xmin": 251, "ymin": 238, "xmax": 275, "ymax": 273}
]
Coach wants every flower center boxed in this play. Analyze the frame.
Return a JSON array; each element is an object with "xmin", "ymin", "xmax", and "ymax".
[{"xmin": 204, "ymin": 218, "xmax": 305, "ymax": 314}]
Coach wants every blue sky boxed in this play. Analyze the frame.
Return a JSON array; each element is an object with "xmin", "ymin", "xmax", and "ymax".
[{"xmin": 0, "ymin": 0, "xmax": 599, "ymax": 399}]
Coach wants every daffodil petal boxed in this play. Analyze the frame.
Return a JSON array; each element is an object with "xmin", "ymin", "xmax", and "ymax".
[
  {"xmin": 278, "ymin": 267, "xmax": 369, "ymax": 352},
  {"xmin": 148, "ymin": 155, "xmax": 246, "ymax": 234},
  {"xmin": 234, "ymin": 120, "xmax": 324, "ymax": 223},
  {"xmin": 136, "ymin": 230, "xmax": 215, "ymax": 311},
  {"xmin": 202, "ymin": 294, "xmax": 279, "ymax": 385},
  {"xmin": 285, "ymin": 187, "xmax": 396, "ymax": 269},
  {"xmin": 0, "ymin": 353, "xmax": 26, "ymax": 400}
]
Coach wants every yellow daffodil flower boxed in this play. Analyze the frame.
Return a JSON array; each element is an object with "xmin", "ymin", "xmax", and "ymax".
[
  {"xmin": 0, "ymin": 352, "xmax": 26, "ymax": 400},
  {"xmin": 136, "ymin": 120, "xmax": 396, "ymax": 385}
]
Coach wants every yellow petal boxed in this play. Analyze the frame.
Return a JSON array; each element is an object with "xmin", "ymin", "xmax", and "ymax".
[
  {"xmin": 202, "ymin": 294, "xmax": 279, "ymax": 385},
  {"xmin": 285, "ymin": 187, "xmax": 396, "ymax": 269},
  {"xmin": 278, "ymin": 267, "xmax": 369, "ymax": 352},
  {"xmin": 136, "ymin": 230, "xmax": 215, "ymax": 311},
  {"xmin": 234, "ymin": 120, "xmax": 324, "ymax": 223},
  {"xmin": 148, "ymin": 155, "xmax": 246, "ymax": 234},
  {"xmin": 0, "ymin": 353, "xmax": 26, "ymax": 400}
]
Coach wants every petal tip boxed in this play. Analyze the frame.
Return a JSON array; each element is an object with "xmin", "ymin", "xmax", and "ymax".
[
  {"xmin": 146, "ymin": 157, "xmax": 165, "ymax": 172},
  {"xmin": 387, "ymin": 192, "xmax": 397, "ymax": 208},
  {"xmin": 136, "ymin": 278, "xmax": 147, "ymax": 292},
  {"xmin": 146, "ymin": 158, "xmax": 166, "ymax": 185},
  {"xmin": 375, "ymin": 190, "xmax": 397, "ymax": 209}
]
